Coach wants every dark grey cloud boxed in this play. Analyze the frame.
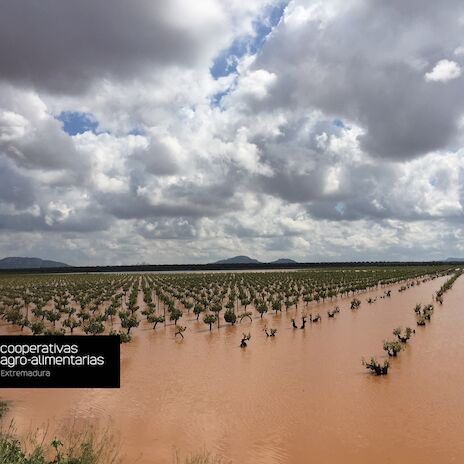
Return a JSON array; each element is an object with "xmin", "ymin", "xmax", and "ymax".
[
  {"xmin": 0, "ymin": 210, "xmax": 110, "ymax": 233},
  {"xmin": 96, "ymin": 178, "xmax": 243, "ymax": 221},
  {"xmin": 100, "ymin": 193, "xmax": 216, "ymax": 220},
  {"xmin": 131, "ymin": 140, "xmax": 180, "ymax": 177},
  {"xmin": 1, "ymin": 122, "xmax": 85, "ymax": 174},
  {"xmin": 253, "ymin": 0, "xmax": 464, "ymax": 160},
  {"xmin": 0, "ymin": 156, "xmax": 35, "ymax": 209},
  {"xmin": 0, "ymin": 0, "xmax": 226, "ymax": 94},
  {"xmin": 256, "ymin": 170, "xmax": 326, "ymax": 203}
]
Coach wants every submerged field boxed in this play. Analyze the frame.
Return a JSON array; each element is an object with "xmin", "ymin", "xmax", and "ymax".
[{"xmin": 0, "ymin": 266, "xmax": 463, "ymax": 463}]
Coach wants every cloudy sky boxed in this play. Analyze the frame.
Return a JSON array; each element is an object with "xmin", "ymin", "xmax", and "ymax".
[{"xmin": 0, "ymin": 0, "xmax": 463, "ymax": 265}]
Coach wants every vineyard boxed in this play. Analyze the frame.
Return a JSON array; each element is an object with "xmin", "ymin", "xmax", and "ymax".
[
  {"xmin": 0, "ymin": 265, "xmax": 454, "ymax": 343},
  {"xmin": 1, "ymin": 265, "xmax": 463, "ymax": 464}
]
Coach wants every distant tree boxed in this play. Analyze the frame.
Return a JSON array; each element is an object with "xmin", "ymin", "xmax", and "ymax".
[
  {"xmin": 224, "ymin": 309, "xmax": 237, "ymax": 325},
  {"xmin": 30, "ymin": 320, "xmax": 45, "ymax": 335},
  {"xmin": 383, "ymin": 340, "xmax": 402, "ymax": 357},
  {"xmin": 256, "ymin": 303, "xmax": 268, "ymax": 318},
  {"xmin": 193, "ymin": 304, "xmax": 205, "ymax": 320},
  {"xmin": 170, "ymin": 308, "xmax": 183, "ymax": 325},
  {"xmin": 63, "ymin": 317, "xmax": 80, "ymax": 334},
  {"xmin": 203, "ymin": 313, "xmax": 217, "ymax": 331},
  {"xmin": 106, "ymin": 305, "xmax": 118, "ymax": 324},
  {"xmin": 211, "ymin": 303, "xmax": 222, "ymax": 329},
  {"xmin": 362, "ymin": 357, "xmax": 389, "ymax": 375},
  {"xmin": 83, "ymin": 319, "xmax": 105, "ymax": 336},
  {"xmin": 303, "ymin": 294, "xmax": 313, "ymax": 306},
  {"xmin": 272, "ymin": 300, "xmax": 282, "ymax": 315},
  {"xmin": 393, "ymin": 327, "xmax": 414, "ymax": 343},
  {"xmin": 45, "ymin": 310, "xmax": 61, "ymax": 328},
  {"xmin": 120, "ymin": 313, "xmax": 139, "ymax": 334},
  {"xmin": 147, "ymin": 314, "xmax": 165, "ymax": 330}
]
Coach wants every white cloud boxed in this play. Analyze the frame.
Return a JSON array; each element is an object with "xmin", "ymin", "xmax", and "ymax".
[
  {"xmin": 45, "ymin": 201, "xmax": 72, "ymax": 226},
  {"xmin": 0, "ymin": 111, "xmax": 29, "ymax": 142},
  {"xmin": 425, "ymin": 59, "xmax": 462, "ymax": 82}
]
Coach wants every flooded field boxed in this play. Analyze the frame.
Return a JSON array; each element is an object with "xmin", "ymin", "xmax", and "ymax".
[{"xmin": 1, "ymin": 270, "xmax": 463, "ymax": 463}]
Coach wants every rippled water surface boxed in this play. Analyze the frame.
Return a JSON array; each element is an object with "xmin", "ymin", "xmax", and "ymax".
[{"xmin": 3, "ymin": 274, "xmax": 464, "ymax": 463}]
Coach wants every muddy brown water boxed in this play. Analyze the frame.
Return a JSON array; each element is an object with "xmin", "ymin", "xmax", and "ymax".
[{"xmin": 2, "ymin": 274, "xmax": 464, "ymax": 463}]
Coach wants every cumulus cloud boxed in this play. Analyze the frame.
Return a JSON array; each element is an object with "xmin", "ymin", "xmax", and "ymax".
[
  {"xmin": 251, "ymin": 0, "xmax": 464, "ymax": 160},
  {"xmin": 0, "ymin": 0, "xmax": 463, "ymax": 265},
  {"xmin": 0, "ymin": 111, "xmax": 29, "ymax": 142},
  {"xmin": 425, "ymin": 60, "xmax": 462, "ymax": 82},
  {"xmin": 0, "ymin": 0, "xmax": 280, "ymax": 94},
  {"xmin": 0, "ymin": 84, "xmax": 89, "ymax": 177},
  {"xmin": 0, "ymin": 0, "xmax": 224, "ymax": 93}
]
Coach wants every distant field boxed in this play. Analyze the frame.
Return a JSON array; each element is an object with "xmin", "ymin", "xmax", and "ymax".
[{"xmin": 0, "ymin": 265, "xmax": 453, "ymax": 337}]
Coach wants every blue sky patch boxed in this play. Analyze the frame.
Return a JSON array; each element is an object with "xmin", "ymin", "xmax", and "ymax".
[
  {"xmin": 335, "ymin": 202, "xmax": 346, "ymax": 214},
  {"xmin": 128, "ymin": 127, "xmax": 145, "ymax": 136},
  {"xmin": 332, "ymin": 119, "xmax": 345, "ymax": 128},
  {"xmin": 211, "ymin": 89, "xmax": 230, "ymax": 108},
  {"xmin": 211, "ymin": 3, "xmax": 286, "ymax": 79},
  {"xmin": 57, "ymin": 111, "xmax": 99, "ymax": 136}
]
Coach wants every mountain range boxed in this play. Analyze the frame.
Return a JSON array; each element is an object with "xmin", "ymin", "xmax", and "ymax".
[
  {"xmin": 2, "ymin": 255, "xmax": 459, "ymax": 269},
  {"xmin": 213, "ymin": 256, "xmax": 298, "ymax": 265},
  {"xmin": 0, "ymin": 257, "xmax": 70, "ymax": 269}
]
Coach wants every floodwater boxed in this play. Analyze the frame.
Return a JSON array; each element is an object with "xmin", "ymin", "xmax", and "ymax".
[{"xmin": 2, "ymin": 274, "xmax": 464, "ymax": 464}]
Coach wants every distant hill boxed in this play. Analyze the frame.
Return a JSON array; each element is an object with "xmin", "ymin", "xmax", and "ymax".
[
  {"xmin": 214, "ymin": 255, "xmax": 261, "ymax": 264},
  {"xmin": 213, "ymin": 256, "xmax": 298, "ymax": 265},
  {"xmin": 445, "ymin": 257, "xmax": 464, "ymax": 262},
  {"xmin": 0, "ymin": 257, "xmax": 70, "ymax": 269}
]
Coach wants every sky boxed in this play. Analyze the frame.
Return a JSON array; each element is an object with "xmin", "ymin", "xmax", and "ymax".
[{"xmin": 0, "ymin": 0, "xmax": 463, "ymax": 265}]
